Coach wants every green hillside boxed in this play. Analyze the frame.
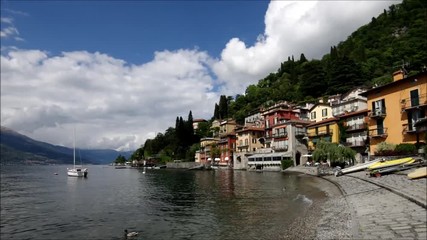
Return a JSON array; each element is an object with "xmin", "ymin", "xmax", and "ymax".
[
  {"xmin": 228, "ymin": 0, "xmax": 427, "ymax": 124},
  {"xmin": 134, "ymin": 0, "xmax": 427, "ymax": 160}
]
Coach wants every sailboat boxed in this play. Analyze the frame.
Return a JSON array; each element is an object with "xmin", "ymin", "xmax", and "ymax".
[{"xmin": 67, "ymin": 129, "xmax": 88, "ymax": 177}]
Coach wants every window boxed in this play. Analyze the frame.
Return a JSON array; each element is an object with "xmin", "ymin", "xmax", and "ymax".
[
  {"xmin": 311, "ymin": 112, "xmax": 316, "ymax": 120},
  {"xmin": 322, "ymin": 108, "xmax": 328, "ymax": 117},
  {"xmin": 372, "ymin": 99, "xmax": 386, "ymax": 115},
  {"xmin": 410, "ymin": 89, "xmax": 419, "ymax": 107},
  {"xmin": 408, "ymin": 109, "xmax": 425, "ymax": 131}
]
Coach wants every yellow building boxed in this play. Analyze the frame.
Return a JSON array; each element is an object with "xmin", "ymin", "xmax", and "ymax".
[
  {"xmin": 307, "ymin": 117, "xmax": 340, "ymax": 151},
  {"xmin": 361, "ymin": 71, "xmax": 427, "ymax": 155},
  {"xmin": 309, "ymin": 103, "xmax": 333, "ymax": 122}
]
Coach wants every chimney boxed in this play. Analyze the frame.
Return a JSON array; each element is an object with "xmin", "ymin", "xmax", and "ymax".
[{"xmin": 393, "ymin": 69, "xmax": 405, "ymax": 81}]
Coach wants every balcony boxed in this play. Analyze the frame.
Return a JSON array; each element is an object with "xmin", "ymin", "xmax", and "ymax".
[
  {"xmin": 369, "ymin": 128, "xmax": 388, "ymax": 138},
  {"xmin": 401, "ymin": 94, "xmax": 427, "ymax": 111},
  {"xmin": 295, "ymin": 129, "xmax": 306, "ymax": 137},
  {"xmin": 271, "ymin": 146, "xmax": 288, "ymax": 152},
  {"xmin": 369, "ymin": 108, "xmax": 386, "ymax": 118},
  {"xmin": 346, "ymin": 123, "xmax": 367, "ymax": 132},
  {"xmin": 402, "ymin": 123, "xmax": 418, "ymax": 134},
  {"xmin": 308, "ymin": 129, "xmax": 333, "ymax": 137},
  {"xmin": 272, "ymin": 132, "xmax": 288, "ymax": 138},
  {"xmin": 237, "ymin": 144, "xmax": 249, "ymax": 149},
  {"xmin": 345, "ymin": 140, "xmax": 366, "ymax": 147}
]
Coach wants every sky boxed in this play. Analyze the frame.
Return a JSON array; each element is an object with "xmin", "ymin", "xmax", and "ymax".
[{"xmin": 1, "ymin": 0, "xmax": 400, "ymax": 151}]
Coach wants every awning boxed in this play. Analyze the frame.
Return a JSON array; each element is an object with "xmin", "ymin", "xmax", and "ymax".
[
  {"xmin": 224, "ymin": 157, "xmax": 229, "ymax": 161},
  {"xmin": 214, "ymin": 158, "xmax": 220, "ymax": 161},
  {"xmin": 248, "ymin": 152, "xmax": 292, "ymax": 159},
  {"xmin": 207, "ymin": 158, "xmax": 212, "ymax": 161}
]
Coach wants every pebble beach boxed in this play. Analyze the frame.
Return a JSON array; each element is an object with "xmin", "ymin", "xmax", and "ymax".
[{"xmin": 285, "ymin": 166, "xmax": 427, "ymax": 239}]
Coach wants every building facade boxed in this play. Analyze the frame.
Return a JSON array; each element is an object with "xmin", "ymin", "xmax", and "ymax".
[{"xmin": 362, "ymin": 70, "xmax": 427, "ymax": 155}]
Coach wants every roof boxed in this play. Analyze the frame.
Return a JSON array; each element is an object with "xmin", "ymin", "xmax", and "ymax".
[
  {"xmin": 235, "ymin": 126, "xmax": 264, "ymax": 133},
  {"xmin": 307, "ymin": 117, "xmax": 339, "ymax": 127},
  {"xmin": 336, "ymin": 109, "xmax": 369, "ymax": 118},
  {"xmin": 193, "ymin": 118, "xmax": 207, "ymax": 122},
  {"xmin": 248, "ymin": 152, "xmax": 292, "ymax": 159},
  {"xmin": 309, "ymin": 102, "xmax": 331, "ymax": 111},
  {"xmin": 360, "ymin": 71, "xmax": 427, "ymax": 97}
]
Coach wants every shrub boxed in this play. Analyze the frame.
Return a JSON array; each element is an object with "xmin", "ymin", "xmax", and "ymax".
[
  {"xmin": 281, "ymin": 159, "xmax": 294, "ymax": 170},
  {"xmin": 395, "ymin": 143, "xmax": 417, "ymax": 155},
  {"xmin": 375, "ymin": 142, "xmax": 396, "ymax": 156}
]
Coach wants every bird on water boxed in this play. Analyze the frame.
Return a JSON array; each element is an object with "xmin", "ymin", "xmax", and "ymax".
[{"xmin": 124, "ymin": 229, "xmax": 138, "ymax": 238}]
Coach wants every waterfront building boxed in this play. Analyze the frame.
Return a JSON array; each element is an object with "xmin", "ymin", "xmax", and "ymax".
[
  {"xmin": 215, "ymin": 119, "xmax": 238, "ymax": 167},
  {"xmin": 233, "ymin": 126, "xmax": 265, "ymax": 170},
  {"xmin": 283, "ymin": 119, "xmax": 312, "ymax": 166},
  {"xmin": 339, "ymin": 109, "xmax": 369, "ymax": 163},
  {"xmin": 198, "ymin": 137, "xmax": 219, "ymax": 165},
  {"xmin": 307, "ymin": 117, "xmax": 340, "ymax": 151},
  {"xmin": 361, "ymin": 70, "xmax": 427, "ymax": 155},
  {"xmin": 261, "ymin": 101, "xmax": 299, "ymax": 148},
  {"xmin": 192, "ymin": 118, "xmax": 207, "ymax": 131},
  {"xmin": 331, "ymin": 88, "xmax": 368, "ymax": 116},
  {"xmin": 309, "ymin": 102, "xmax": 333, "ymax": 122}
]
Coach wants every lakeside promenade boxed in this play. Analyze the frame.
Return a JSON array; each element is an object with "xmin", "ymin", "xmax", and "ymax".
[{"xmin": 286, "ymin": 166, "xmax": 427, "ymax": 239}]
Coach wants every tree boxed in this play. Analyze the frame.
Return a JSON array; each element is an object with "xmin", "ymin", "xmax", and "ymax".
[{"xmin": 312, "ymin": 141, "xmax": 356, "ymax": 167}]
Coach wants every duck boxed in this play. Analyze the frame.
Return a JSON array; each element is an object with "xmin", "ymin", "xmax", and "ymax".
[{"xmin": 124, "ymin": 229, "xmax": 138, "ymax": 238}]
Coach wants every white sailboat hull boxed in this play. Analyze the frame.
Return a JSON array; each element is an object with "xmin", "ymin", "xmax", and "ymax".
[{"xmin": 67, "ymin": 167, "xmax": 88, "ymax": 177}]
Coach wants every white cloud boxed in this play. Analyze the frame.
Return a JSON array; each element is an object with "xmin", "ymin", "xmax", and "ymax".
[
  {"xmin": 1, "ymin": 1, "xmax": 400, "ymax": 151},
  {"xmin": 214, "ymin": 0, "xmax": 400, "ymax": 94},
  {"xmin": 0, "ymin": 16, "xmax": 22, "ymax": 40},
  {"xmin": 1, "ymin": 49, "xmax": 219, "ymax": 150}
]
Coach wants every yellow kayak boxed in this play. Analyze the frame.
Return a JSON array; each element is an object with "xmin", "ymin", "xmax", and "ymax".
[
  {"xmin": 368, "ymin": 157, "xmax": 415, "ymax": 170},
  {"xmin": 408, "ymin": 167, "xmax": 427, "ymax": 179}
]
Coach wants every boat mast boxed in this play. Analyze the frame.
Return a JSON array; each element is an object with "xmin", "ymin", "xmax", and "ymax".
[{"xmin": 73, "ymin": 128, "xmax": 76, "ymax": 168}]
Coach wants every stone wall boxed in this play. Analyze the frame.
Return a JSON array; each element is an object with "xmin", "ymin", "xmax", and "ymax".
[{"xmin": 166, "ymin": 162, "xmax": 200, "ymax": 169}]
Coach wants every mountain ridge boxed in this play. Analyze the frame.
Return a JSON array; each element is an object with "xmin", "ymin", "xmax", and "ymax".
[{"xmin": 0, "ymin": 126, "xmax": 132, "ymax": 165}]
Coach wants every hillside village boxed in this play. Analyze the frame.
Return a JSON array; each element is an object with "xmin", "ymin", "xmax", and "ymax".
[{"xmin": 192, "ymin": 70, "xmax": 426, "ymax": 171}]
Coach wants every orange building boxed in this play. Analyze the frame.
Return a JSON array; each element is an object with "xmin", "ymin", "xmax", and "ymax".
[{"xmin": 361, "ymin": 71, "xmax": 427, "ymax": 155}]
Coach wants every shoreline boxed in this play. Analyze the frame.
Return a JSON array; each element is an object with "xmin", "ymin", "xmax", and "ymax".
[{"xmin": 285, "ymin": 166, "xmax": 427, "ymax": 239}]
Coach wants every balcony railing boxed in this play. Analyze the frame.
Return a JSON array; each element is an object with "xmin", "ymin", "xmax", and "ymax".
[
  {"xmin": 402, "ymin": 124, "xmax": 417, "ymax": 134},
  {"xmin": 345, "ymin": 140, "xmax": 366, "ymax": 147},
  {"xmin": 369, "ymin": 108, "xmax": 386, "ymax": 118},
  {"xmin": 346, "ymin": 123, "xmax": 367, "ymax": 131},
  {"xmin": 271, "ymin": 146, "xmax": 288, "ymax": 152},
  {"xmin": 272, "ymin": 132, "xmax": 288, "ymax": 138},
  {"xmin": 401, "ymin": 94, "xmax": 427, "ymax": 110},
  {"xmin": 308, "ymin": 129, "xmax": 333, "ymax": 137},
  {"xmin": 369, "ymin": 128, "xmax": 388, "ymax": 138},
  {"xmin": 295, "ymin": 130, "xmax": 306, "ymax": 137}
]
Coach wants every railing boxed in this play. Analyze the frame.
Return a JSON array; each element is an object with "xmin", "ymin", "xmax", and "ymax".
[
  {"xmin": 346, "ymin": 123, "xmax": 367, "ymax": 131},
  {"xmin": 272, "ymin": 132, "xmax": 287, "ymax": 138},
  {"xmin": 402, "ymin": 124, "xmax": 417, "ymax": 134},
  {"xmin": 369, "ymin": 128, "xmax": 388, "ymax": 137},
  {"xmin": 345, "ymin": 140, "xmax": 366, "ymax": 147},
  {"xmin": 295, "ymin": 129, "xmax": 306, "ymax": 136},
  {"xmin": 369, "ymin": 108, "xmax": 386, "ymax": 118},
  {"xmin": 401, "ymin": 94, "xmax": 427, "ymax": 110},
  {"xmin": 308, "ymin": 129, "xmax": 333, "ymax": 137},
  {"xmin": 271, "ymin": 146, "xmax": 288, "ymax": 152}
]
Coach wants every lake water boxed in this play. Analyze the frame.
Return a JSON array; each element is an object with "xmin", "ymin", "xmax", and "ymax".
[{"xmin": 1, "ymin": 165, "xmax": 329, "ymax": 240}]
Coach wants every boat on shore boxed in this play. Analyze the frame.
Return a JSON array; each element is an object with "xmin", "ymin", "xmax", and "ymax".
[
  {"xmin": 369, "ymin": 159, "xmax": 424, "ymax": 177},
  {"xmin": 335, "ymin": 159, "xmax": 381, "ymax": 176},
  {"xmin": 367, "ymin": 157, "xmax": 415, "ymax": 171},
  {"xmin": 408, "ymin": 166, "xmax": 427, "ymax": 179}
]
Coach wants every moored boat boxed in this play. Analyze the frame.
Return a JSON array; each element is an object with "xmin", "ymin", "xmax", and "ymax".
[
  {"xmin": 367, "ymin": 157, "xmax": 415, "ymax": 171},
  {"xmin": 408, "ymin": 166, "xmax": 427, "ymax": 179},
  {"xmin": 335, "ymin": 159, "xmax": 381, "ymax": 176}
]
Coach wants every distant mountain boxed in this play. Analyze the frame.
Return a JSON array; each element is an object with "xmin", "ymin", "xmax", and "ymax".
[{"xmin": 0, "ymin": 126, "xmax": 132, "ymax": 165}]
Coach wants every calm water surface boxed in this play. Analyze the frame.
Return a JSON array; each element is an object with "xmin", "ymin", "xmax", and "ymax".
[{"xmin": 1, "ymin": 165, "xmax": 327, "ymax": 240}]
